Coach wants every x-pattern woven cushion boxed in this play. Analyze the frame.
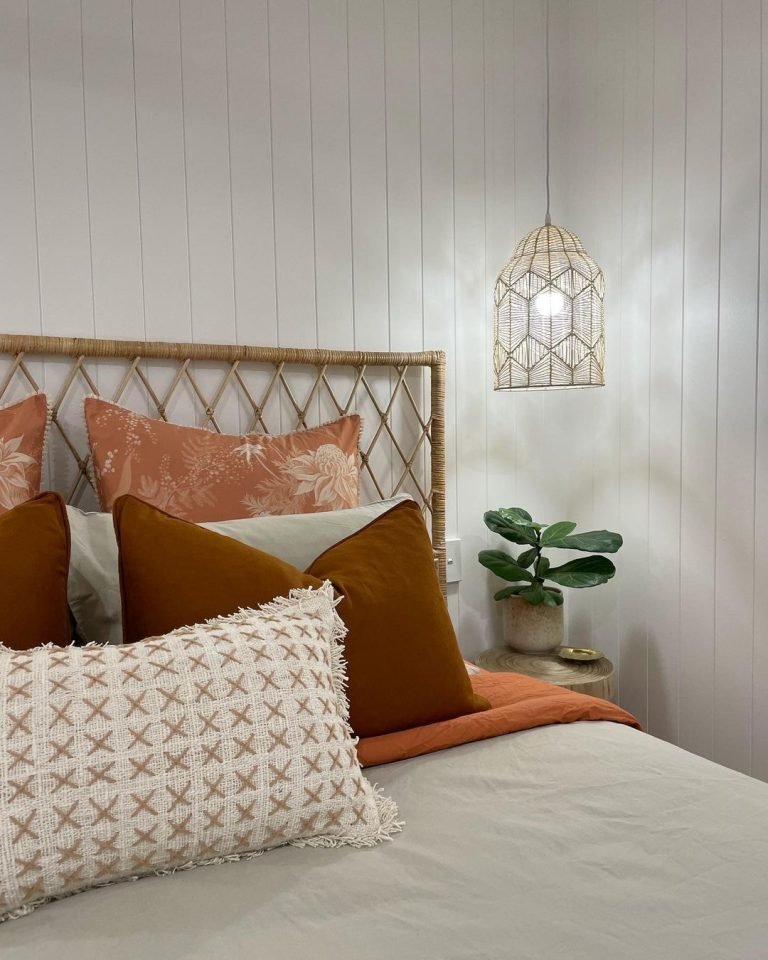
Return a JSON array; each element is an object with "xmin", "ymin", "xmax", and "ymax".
[
  {"xmin": 85, "ymin": 396, "xmax": 361, "ymax": 521},
  {"xmin": 0, "ymin": 393, "xmax": 49, "ymax": 516},
  {"xmin": 0, "ymin": 584, "xmax": 399, "ymax": 923}
]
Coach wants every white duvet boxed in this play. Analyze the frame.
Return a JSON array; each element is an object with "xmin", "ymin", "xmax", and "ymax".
[{"xmin": 5, "ymin": 722, "xmax": 768, "ymax": 959}]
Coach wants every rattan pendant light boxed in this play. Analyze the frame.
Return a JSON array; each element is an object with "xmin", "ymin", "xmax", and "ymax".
[{"xmin": 493, "ymin": 1, "xmax": 605, "ymax": 390}]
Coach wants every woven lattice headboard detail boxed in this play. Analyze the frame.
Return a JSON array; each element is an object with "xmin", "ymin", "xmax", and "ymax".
[{"xmin": 0, "ymin": 334, "xmax": 446, "ymax": 588}]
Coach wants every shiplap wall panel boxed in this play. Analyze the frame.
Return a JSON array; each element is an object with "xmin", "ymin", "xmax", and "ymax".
[
  {"xmin": 484, "ymin": 0, "xmax": 517, "ymax": 532},
  {"xmin": 753, "ymin": 0, "xmax": 768, "ymax": 783},
  {"xmin": 647, "ymin": 0, "xmax": 685, "ymax": 745},
  {"xmin": 269, "ymin": 0, "xmax": 316, "ymax": 352},
  {"xmin": 308, "ymin": 0, "xmax": 354, "ymax": 351},
  {"xmin": 179, "ymin": 0, "xmax": 236, "ymax": 345},
  {"xmin": 179, "ymin": 0, "xmax": 240, "ymax": 434},
  {"xmin": 584, "ymin": 0, "xmax": 624, "ymax": 672},
  {"xmin": 385, "ymin": 0, "xmax": 423, "ymax": 355},
  {"xmin": 617, "ymin": 0, "xmax": 654, "ymax": 726},
  {"xmin": 384, "ymin": 0, "xmax": 426, "ymax": 503},
  {"xmin": 679, "ymin": 0, "xmax": 722, "ymax": 761},
  {"xmin": 484, "ymin": 0, "xmax": 515, "ymax": 646},
  {"xmin": 132, "ymin": 0, "xmax": 191, "ymax": 342},
  {"xmin": 28, "ymin": 0, "xmax": 94, "ymax": 338},
  {"xmin": 348, "ymin": 0, "xmax": 389, "ymax": 354},
  {"xmin": 490, "ymin": 0, "xmax": 545, "ymax": 650},
  {"xmin": 558, "ymin": 0, "xmax": 602, "ymax": 652},
  {"xmin": 224, "ymin": 0, "xmax": 278, "ymax": 347},
  {"xmin": 0, "ymin": 1, "xmax": 41, "ymax": 334},
  {"xmin": 1, "ymin": 0, "xmax": 767, "ymax": 777},
  {"xmin": 347, "ymin": 0, "xmax": 393, "ymax": 496},
  {"xmin": 81, "ymin": 0, "xmax": 144, "ymax": 342},
  {"xmin": 419, "ymin": 0, "xmax": 459, "ymax": 623},
  {"xmin": 714, "ymin": 0, "xmax": 762, "ymax": 774},
  {"xmin": 453, "ymin": 0, "xmax": 488, "ymax": 659}
]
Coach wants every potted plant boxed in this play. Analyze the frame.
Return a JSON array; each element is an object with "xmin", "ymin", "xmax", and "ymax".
[{"xmin": 478, "ymin": 508, "xmax": 622, "ymax": 654}]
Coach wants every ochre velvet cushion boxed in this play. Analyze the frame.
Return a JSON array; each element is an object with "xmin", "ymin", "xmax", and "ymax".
[
  {"xmin": 113, "ymin": 495, "xmax": 321, "ymax": 645},
  {"xmin": 0, "ymin": 491, "xmax": 71, "ymax": 649},
  {"xmin": 114, "ymin": 496, "xmax": 489, "ymax": 737},
  {"xmin": 307, "ymin": 501, "xmax": 489, "ymax": 736}
]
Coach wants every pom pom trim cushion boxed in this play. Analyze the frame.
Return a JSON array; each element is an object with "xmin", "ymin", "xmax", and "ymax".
[{"xmin": 0, "ymin": 584, "xmax": 400, "ymax": 923}]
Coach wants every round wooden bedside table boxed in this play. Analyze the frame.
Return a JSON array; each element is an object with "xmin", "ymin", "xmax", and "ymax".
[{"xmin": 476, "ymin": 647, "xmax": 615, "ymax": 702}]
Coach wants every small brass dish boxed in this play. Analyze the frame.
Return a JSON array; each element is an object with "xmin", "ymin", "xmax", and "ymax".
[{"xmin": 558, "ymin": 646, "xmax": 603, "ymax": 662}]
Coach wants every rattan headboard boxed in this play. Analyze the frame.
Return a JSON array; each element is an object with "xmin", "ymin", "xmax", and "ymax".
[{"xmin": 0, "ymin": 334, "xmax": 446, "ymax": 589}]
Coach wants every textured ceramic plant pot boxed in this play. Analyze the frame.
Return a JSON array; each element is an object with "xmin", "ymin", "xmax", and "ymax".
[{"xmin": 502, "ymin": 596, "xmax": 564, "ymax": 654}]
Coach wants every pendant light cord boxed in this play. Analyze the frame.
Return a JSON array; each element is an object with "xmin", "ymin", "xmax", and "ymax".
[{"xmin": 544, "ymin": 0, "xmax": 552, "ymax": 227}]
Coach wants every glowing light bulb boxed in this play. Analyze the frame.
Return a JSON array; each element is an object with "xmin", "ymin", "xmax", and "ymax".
[{"xmin": 533, "ymin": 288, "xmax": 565, "ymax": 317}]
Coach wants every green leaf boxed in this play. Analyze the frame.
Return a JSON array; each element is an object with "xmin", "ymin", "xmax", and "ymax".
[
  {"xmin": 483, "ymin": 511, "xmax": 538, "ymax": 546},
  {"xmin": 544, "ymin": 586, "xmax": 563, "ymax": 607},
  {"xmin": 497, "ymin": 506, "xmax": 533, "ymax": 524},
  {"xmin": 543, "ymin": 588, "xmax": 565, "ymax": 606},
  {"xmin": 546, "ymin": 555, "xmax": 616, "ymax": 589},
  {"xmin": 519, "ymin": 582, "xmax": 546, "ymax": 605},
  {"xmin": 494, "ymin": 585, "xmax": 527, "ymax": 600},
  {"xmin": 537, "ymin": 556, "xmax": 551, "ymax": 577},
  {"xmin": 547, "ymin": 530, "xmax": 623, "ymax": 553},
  {"xmin": 516, "ymin": 547, "xmax": 538, "ymax": 569},
  {"xmin": 478, "ymin": 550, "xmax": 535, "ymax": 583},
  {"xmin": 541, "ymin": 591, "xmax": 559, "ymax": 607},
  {"xmin": 541, "ymin": 521, "xmax": 577, "ymax": 545}
]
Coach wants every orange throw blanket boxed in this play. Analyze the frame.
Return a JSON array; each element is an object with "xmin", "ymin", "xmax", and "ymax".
[{"xmin": 357, "ymin": 668, "xmax": 640, "ymax": 767}]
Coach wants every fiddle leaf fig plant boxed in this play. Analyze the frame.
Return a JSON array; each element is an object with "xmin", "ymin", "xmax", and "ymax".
[{"xmin": 478, "ymin": 508, "xmax": 622, "ymax": 607}]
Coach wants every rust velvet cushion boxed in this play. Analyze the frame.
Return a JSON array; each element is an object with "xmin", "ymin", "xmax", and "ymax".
[
  {"xmin": 0, "ymin": 491, "xmax": 72, "ymax": 650},
  {"xmin": 307, "ymin": 501, "xmax": 489, "ymax": 737},
  {"xmin": 113, "ymin": 495, "xmax": 321, "ymax": 645},
  {"xmin": 114, "ymin": 496, "xmax": 488, "ymax": 737}
]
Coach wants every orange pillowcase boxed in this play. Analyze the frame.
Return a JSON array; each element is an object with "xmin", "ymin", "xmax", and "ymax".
[
  {"xmin": 114, "ymin": 496, "xmax": 488, "ymax": 737},
  {"xmin": 0, "ymin": 393, "xmax": 50, "ymax": 516},
  {"xmin": 0, "ymin": 491, "xmax": 72, "ymax": 650},
  {"xmin": 357, "ymin": 668, "xmax": 641, "ymax": 767},
  {"xmin": 85, "ymin": 396, "xmax": 361, "ymax": 521}
]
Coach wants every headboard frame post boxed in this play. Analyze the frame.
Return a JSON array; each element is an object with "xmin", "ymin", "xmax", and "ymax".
[{"xmin": 430, "ymin": 352, "xmax": 447, "ymax": 592}]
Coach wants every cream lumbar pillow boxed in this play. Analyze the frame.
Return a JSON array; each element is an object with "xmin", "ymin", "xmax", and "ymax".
[
  {"xmin": 67, "ymin": 495, "xmax": 413, "ymax": 645},
  {"xmin": 0, "ymin": 584, "xmax": 400, "ymax": 923}
]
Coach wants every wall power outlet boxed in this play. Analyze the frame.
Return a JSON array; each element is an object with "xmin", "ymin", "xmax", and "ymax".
[{"xmin": 445, "ymin": 539, "xmax": 462, "ymax": 584}]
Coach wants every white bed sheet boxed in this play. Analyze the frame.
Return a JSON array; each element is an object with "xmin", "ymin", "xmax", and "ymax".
[{"xmin": 4, "ymin": 721, "xmax": 768, "ymax": 959}]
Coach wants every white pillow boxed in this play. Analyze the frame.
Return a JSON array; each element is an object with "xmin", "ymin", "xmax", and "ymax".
[{"xmin": 67, "ymin": 496, "xmax": 413, "ymax": 645}]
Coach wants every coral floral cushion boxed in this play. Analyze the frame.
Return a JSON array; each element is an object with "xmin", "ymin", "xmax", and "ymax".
[
  {"xmin": 84, "ymin": 396, "xmax": 361, "ymax": 521},
  {"xmin": 0, "ymin": 584, "xmax": 399, "ymax": 923},
  {"xmin": 0, "ymin": 394, "xmax": 49, "ymax": 516}
]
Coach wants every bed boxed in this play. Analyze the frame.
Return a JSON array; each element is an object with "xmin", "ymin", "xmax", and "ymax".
[
  {"xmin": 4, "ymin": 723, "xmax": 768, "ymax": 958},
  {"xmin": 2, "ymin": 335, "xmax": 768, "ymax": 958}
]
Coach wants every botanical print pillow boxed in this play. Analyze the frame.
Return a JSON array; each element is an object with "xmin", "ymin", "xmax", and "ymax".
[
  {"xmin": 0, "ymin": 584, "xmax": 400, "ymax": 923},
  {"xmin": 0, "ymin": 394, "xmax": 50, "ymax": 516},
  {"xmin": 84, "ymin": 396, "xmax": 361, "ymax": 521}
]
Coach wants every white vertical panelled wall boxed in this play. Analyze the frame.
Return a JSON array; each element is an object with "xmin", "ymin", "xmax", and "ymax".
[{"xmin": 0, "ymin": 0, "xmax": 766, "ymax": 777}]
